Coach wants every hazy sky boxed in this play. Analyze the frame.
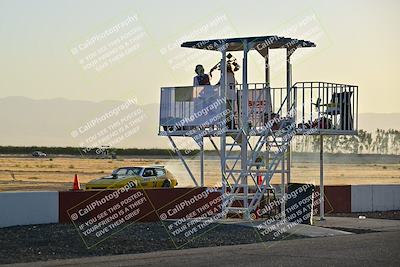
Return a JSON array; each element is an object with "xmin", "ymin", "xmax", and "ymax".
[{"xmin": 0, "ymin": 0, "xmax": 399, "ymax": 113}]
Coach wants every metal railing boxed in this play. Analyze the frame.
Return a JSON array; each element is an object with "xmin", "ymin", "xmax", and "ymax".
[
  {"xmin": 159, "ymin": 82, "xmax": 358, "ymax": 135},
  {"xmin": 292, "ymin": 82, "xmax": 358, "ymax": 134},
  {"xmin": 159, "ymin": 85, "xmax": 226, "ymax": 131}
]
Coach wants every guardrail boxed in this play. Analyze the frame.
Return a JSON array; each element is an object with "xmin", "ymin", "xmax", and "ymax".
[
  {"xmin": 292, "ymin": 82, "xmax": 358, "ymax": 134},
  {"xmin": 159, "ymin": 82, "xmax": 358, "ymax": 135}
]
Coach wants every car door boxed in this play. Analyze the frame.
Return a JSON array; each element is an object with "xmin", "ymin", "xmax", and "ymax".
[
  {"xmin": 155, "ymin": 168, "xmax": 167, "ymax": 187},
  {"xmin": 141, "ymin": 168, "xmax": 157, "ymax": 188}
]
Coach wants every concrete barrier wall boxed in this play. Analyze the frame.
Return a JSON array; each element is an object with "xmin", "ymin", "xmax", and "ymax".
[
  {"xmin": 351, "ymin": 185, "xmax": 373, "ymax": 212},
  {"xmin": 0, "ymin": 191, "xmax": 59, "ymax": 228},
  {"xmin": 1, "ymin": 185, "xmax": 400, "ymax": 228},
  {"xmin": 59, "ymin": 188, "xmax": 221, "ymax": 224},
  {"xmin": 352, "ymin": 185, "xmax": 400, "ymax": 212}
]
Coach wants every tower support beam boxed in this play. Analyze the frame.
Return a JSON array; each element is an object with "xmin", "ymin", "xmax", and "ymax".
[
  {"xmin": 241, "ymin": 40, "xmax": 249, "ymax": 218},
  {"xmin": 320, "ymin": 135, "xmax": 325, "ymax": 220}
]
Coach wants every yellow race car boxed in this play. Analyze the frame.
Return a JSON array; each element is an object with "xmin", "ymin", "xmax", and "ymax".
[{"xmin": 85, "ymin": 166, "xmax": 178, "ymax": 190}]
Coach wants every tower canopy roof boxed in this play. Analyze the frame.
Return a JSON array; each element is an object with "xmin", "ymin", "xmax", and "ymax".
[{"xmin": 181, "ymin": 35, "xmax": 316, "ymax": 57}]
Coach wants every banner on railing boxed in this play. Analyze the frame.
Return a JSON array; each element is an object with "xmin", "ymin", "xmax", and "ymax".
[{"xmin": 160, "ymin": 85, "xmax": 226, "ymax": 128}]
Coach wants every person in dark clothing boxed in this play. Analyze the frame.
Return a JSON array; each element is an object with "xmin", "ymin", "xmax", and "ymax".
[{"xmin": 193, "ymin": 64, "xmax": 210, "ymax": 86}]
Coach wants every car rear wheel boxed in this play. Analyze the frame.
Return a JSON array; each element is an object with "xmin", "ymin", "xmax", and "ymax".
[{"xmin": 162, "ymin": 180, "xmax": 171, "ymax": 188}]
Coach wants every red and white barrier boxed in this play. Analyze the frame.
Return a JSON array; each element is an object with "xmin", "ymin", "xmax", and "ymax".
[{"xmin": 0, "ymin": 185, "xmax": 400, "ymax": 228}]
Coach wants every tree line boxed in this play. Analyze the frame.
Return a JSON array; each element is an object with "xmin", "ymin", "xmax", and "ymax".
[
  {"xmin": 0, "ymin": 129, "xmax": 399, "ymax": 156},
  {"xmin": 293, "ymin": 129, "xmax": 400, "ymax": 155},
  {"xmin": 0, "ymin": 146, "xmax": 192, "ymax": 156}
]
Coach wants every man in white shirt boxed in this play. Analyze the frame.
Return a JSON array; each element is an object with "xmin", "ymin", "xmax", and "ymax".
[{"xmin": 216, "ymin": 63, "xmax": 239, "ymax": 129}]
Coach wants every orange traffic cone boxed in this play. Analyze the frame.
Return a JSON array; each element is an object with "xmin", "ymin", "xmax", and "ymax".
[{"xmin": 72, "ymin": 174, "xmax": 81, "ymax": 191}]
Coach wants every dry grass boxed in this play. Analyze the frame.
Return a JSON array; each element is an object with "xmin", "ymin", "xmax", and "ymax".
[{"xmin": 0, "ymin": 156, "xmax": 399, "ymax": 191}]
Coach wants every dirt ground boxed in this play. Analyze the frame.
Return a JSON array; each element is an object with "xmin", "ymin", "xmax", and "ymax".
[
  {"xmin": 0, "ymin": 222, "xmax": 301, "ymax": 265},
  {"xmin": 1, "ymin": 213, "xmax": 399, "ymax": 265},
  {"xmin": 0, "ymin": 155, "xmax": 399, "ymax": 191}
]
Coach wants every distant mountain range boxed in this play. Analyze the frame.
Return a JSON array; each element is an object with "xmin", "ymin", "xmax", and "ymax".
[{"xmin": 0, "ymin": 96, "xmax": 398, "ymax": 148}]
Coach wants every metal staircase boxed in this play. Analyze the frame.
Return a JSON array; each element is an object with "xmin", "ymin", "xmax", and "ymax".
[{"xmin": 221, "ymin": 91, "xmax": 297, "ymax": 219}]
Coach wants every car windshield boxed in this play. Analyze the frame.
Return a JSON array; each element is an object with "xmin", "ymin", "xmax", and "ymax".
[{"xmin": 111, "ymin": 167, "xmax": 142, "ymax": 177}]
